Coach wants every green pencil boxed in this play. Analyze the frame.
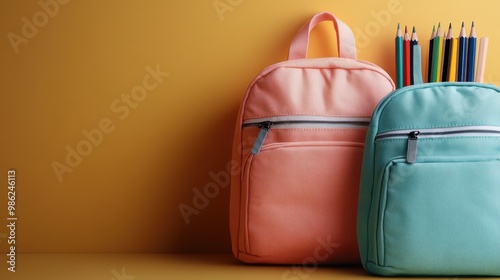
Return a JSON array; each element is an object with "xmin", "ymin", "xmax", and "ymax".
[
  {"xmin": 431, "ymin": 23, "xmax": 443, "ymax": 82},
  {"xmin": 396, "ymin": 23, "xmax": 404, "ymax": 88}
]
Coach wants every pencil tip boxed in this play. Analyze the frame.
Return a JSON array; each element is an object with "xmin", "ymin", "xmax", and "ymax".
[
  {"xmin": 438, "ymin": 22, "xmax": 441, "ymax": 28},
  {"xmin": 397, "ymin": 23, "xmax": 400, "ymax": 29},
  {"xmin": 472, "ymin": 21, "xmax": 475, "ymax": 27},
  {"xmin": 405, "ymin": 25, "xmax": 408, "ymax": 33},
  {"xmin": 462, "ymin": 21, "xmax": 464, "ymax": 27},
  {"xmin": 432, "ymin": 25, "xmax": 435, "ymax": 32},
  {"xmin": 413, "ymin": 26, "xmax": 416, "ymax": 32},
  {"xmin": 449, "ymin": 23, "xmax": 452, "ymax": 29}
]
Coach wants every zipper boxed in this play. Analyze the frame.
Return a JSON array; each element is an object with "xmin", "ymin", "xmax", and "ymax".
[
  {"xmin": 375, "ymin": 126, "xmax": 500, "ymax": 164},
  {"xmin": 251, "ymin": 121, "xmax": 273, "ymax": 154},
  {"xmin": 243, "ymin": 116, "xmax": 370, "ymax": 155}
]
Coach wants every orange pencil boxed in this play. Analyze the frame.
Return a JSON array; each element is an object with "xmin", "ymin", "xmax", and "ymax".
[{"xmin": 404, "ymin": 26, "xmax": 411, "ymax": 86}]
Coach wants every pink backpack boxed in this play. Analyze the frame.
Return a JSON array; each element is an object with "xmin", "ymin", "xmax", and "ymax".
[{"xmin": 230, "ymin": 12, "xmax": 395, "ymax": 264}]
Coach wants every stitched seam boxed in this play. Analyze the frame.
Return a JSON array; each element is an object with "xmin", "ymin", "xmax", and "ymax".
[
  {"xmin": 245, "ymin": 113, "xmax": 371, "ymax": 118},
  {"xmin": 376, "ymin": 136, "xmax": 500, "ymax": 143},
  {"xmin": 378, "ymin": 123, "xmax": 500, "ymax": 134}
]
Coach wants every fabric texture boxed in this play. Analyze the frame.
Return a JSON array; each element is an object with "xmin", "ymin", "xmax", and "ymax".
[
  {"xmin": 358, "ymin": 82, "xmax": 500, "ymax": 276},
  {"xmin": 230, "ymin": 12, "xmax": 394, "ymax": 264}
]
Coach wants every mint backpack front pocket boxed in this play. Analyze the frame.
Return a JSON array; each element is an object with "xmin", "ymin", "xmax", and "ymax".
[{"xmin": 358, "ymin": 83, "xmax": 500, "ymax": 276}]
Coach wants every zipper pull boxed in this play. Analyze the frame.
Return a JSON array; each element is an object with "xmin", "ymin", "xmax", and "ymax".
[
  {"xmin": 406, "ymin": 131, "xmax": 420, "ymax": 164},
  {"xmin": 251, "ymin": 121, "xmax": 273, "ymax": 155}
]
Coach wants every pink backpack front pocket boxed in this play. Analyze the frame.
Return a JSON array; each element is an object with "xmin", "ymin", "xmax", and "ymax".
[{"xmin": 235, "ymin": 116, "xmax": 367, "ymax": 263}]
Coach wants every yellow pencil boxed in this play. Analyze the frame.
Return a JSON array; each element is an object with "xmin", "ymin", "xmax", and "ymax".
[{"xmin": 448, "ymin": 38, "xmax": 458, "ymax": 82}]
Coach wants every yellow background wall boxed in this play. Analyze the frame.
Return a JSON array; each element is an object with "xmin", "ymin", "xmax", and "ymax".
[{"xmin": 1, "ymin": 0, "xmax": 499, "ymax": 253}]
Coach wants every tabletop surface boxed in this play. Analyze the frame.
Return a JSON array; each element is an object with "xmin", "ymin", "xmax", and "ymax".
[{"xmin": 1, "ymin": 253, "xmax": 497, "ymax": 280}]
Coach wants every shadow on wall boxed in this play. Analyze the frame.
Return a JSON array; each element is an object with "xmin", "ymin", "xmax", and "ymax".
[
  {"xmin": 162, "ymin": 23, "xmax": 342, "ymax": 253},
  {"xmin": 132, "ymin": 14, "xmax": 316, "ymax": 253},
  {"xmin": 166, "ymin": 99, "xmax": 240, "ymax": 253}
]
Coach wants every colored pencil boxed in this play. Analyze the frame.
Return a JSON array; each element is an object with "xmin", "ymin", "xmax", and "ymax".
[
  {"xmin": 457, "ymin": 22, "xmax": 467, "ymax": 82},
  {"xmin": 466, "ymin": 21, "xmax": 477, "ymax": 82},
  {"xmin": 412, "ymin": 45, "xmax": 424, "ymax": 85},
  {"xmin": 436, "ymin": 24, "xmax": 444, "ymax": 82},
  {"xmin": 404, "ymin": 25, "xmax": 411, "ymax": 86},
  {"xmin": 427, "ymin": 25, "xmax": 436, "ymax": 83},
  {"xmin": 448, "ymin": 38, "xmax": 458, "ymax": 82},
  {"xmin": 431, "ymin": 23, "xmax": 443, "ymax": 82},
  {"xmin": 410, "ymin": 26, "xmax": 418, "ymax": 85},
  {"xmin": 396, "ymin": 23, "xmax": 404, "ymax": 88},
  {"xmin": 475, "ymin": 37, "xmax": 489, "ymax": 82},
  {"xmin": 441, "ymin": 24, "xmax": 452, "ymax": 82}
]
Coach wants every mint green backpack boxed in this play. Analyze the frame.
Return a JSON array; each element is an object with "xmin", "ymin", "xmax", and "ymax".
[{"xmin": 357, "ymin": 83, "xmax": 500, "ymax": 276}]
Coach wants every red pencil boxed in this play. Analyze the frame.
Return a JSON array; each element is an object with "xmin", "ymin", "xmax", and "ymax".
[{"xmin": 404, "ymin": 25, "xmax": 411, "ymax": 86}]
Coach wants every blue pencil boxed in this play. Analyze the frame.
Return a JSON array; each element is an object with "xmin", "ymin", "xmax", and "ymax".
[
  {"xmin": 457, "ymin": 22, "xmax": 467, "ymax": 82},
  {"xmin": 466, "ymin": 22, "xmax": 477, "ymax": 82}
]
